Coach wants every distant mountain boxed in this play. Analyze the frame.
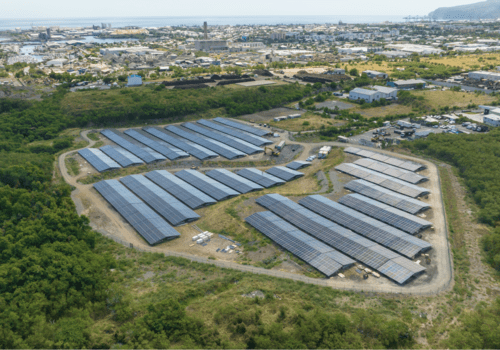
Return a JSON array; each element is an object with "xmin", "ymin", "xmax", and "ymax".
[{"xmin": 429, "ymin": 0, "xmax": 500, "ymax": 19}]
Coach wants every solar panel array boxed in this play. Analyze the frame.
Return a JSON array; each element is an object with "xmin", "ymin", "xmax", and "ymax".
[
  {"xmin": 182, "ymin": 122, "xmax": 263, "ymax": 155},
  {"xmin": 344, "ymin": 147, "xmax": 425, "ymax": 172},
  {"xmin": 197, "ymin": 119, "xmax": 273, "ymax": 146},
  {"xmin": 266, "ymin": 166, "xmax": 304, "ymax": 181},
  {"xmin": 93, "ymin": 180, "xmax": 180, "ymax": 245},
  {"xmin": 145, "ymin": 170, "xmax": 216, "ymax": 209},
  {"xmin": 213, "ymin": 117, "xmax": 270, "ymax": 136},
  {"xmin": 353, "ymin": 158, "xmax": 428, "ymax": 184},
  {"xmin": 236, "ymin": 168, "xmax": 286, "ymax": 188},
  {"xmin": 254, "ymin": 194, "xmax": 426, "ymax": 284},
  {"xmin": 298, "ymin": 194, "xmax": 431, "ymax": 259},
  {"xmin": 335, "ymin": 163, "xmax": 430, "ymax": 198},
  {"xmin": 206, "ymin": 169, "xmax": 264, "ymax": 194},
  {"xmin": 124, "ymin": 129, "xmax": 189, "ymax": 160},
  {"xmin": 143, "ymin": 127, "xmax": 218, "ymax": 160},
  {"xmin": 345, "ymin": 179, "xmax": 430, "ymax": 214},
  {"xmin": 78, "ymin": 148, "xmax": 121, "ymax": 172},
  {"xmin": 120, "ymin": 175, "xmax": 200, "ymax": 226},
  {"xmin": 287, "ymin": 161, "xmax": 312, "ymax": 170},
  {"xmin": 101, "ymin": 129, "xmax": 166, "ymax": 163},
  {"xmin": 338, "ymin": 194, "xmax": 433, "ymax": 234},
  {"xmin": 245, "ymin": 211, "xmax": 355, "ymax": 277},
  {"xmin": 100, "ymin": 145, "xmax": 143, "ymax": 167},
  {"xmin": 175, "ymin": 169, "xmax": 239, "ymax": 201},
  {"xmin": 165, "ymin": 125, "xmax": 246, "ymax": 160}
]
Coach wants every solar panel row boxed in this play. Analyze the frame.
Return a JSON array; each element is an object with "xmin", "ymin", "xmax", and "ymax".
[
  {"xmin": 145, "ymin": 170, "xmax": 217, "ymax": 209},
  {"xmin": 245, "ymin": 211, "xmax": 355, "ymax": 277},
  {"xmin": 94, "ymin": 180, "xmax": 180, "ymax": 245},
  {"xmin": 344, "ymin": 147, "xmax": 425, "ymax": 172},
  {"xmin": 124, "ymin": 129, "xmax": 189, "ymax": 160},
  {"xmin": 254, "ymin": 194, "xmax": 426, "ymax": 284},
  {"xmin": 120, "ymin": 175, "xmax": 200, "ymax": 226},
  {"xmin": 205, "ymin": 169, "xmax": 263, "ymax": 194},
  {"xmin": 182, "ymin": 122, "xmax": 263, "ymax": 155},
  {"xmin": 166, "ymin": 125, "xmax": 246, "ymax": 160},
  {"xmin": 101, "ymin": 129, "xmax": 166, "ymax": 163},
  {"xmin": 236, "ymin": 168, "xmax": 285, "ymax": 188},
  {"xmin": 266, "ymin": 166, "xmax": 304, "ymax": 181},
  {"xmin": 286, "ymin": 161, "xmax": 312, "ymax": 170},
  {"xmin": 338, "ymin": 194, "xmax": 433, "ymax": 234},
  {"xmin": 335, "ymin": 163, "xmax": 430, "ymax": 198},
  {"xmin": 213, "ymin": 117, "xmax": 270, "ymax": 137},
  {"xmin": 197, "ymin": 119, "xmax": 273, "ymax": 147},
  {"xmin": 143, "ymin": 127, "xmax": 218, "ymax": 160},
  {"xmin": 78, "ymin": 148, "xmax": 121, "ymax": 172},
  {"xmin": 353, "ymin": 158, "xmax": 428, "ymax": 184},
  {"xmin": 344, "ymin": 179, "xmax": 430, "ymax": 214},
  {"xmin": 175, "ymin": 169, "xmax": 239, "ymax": 201},
  {"xmin": 100, "ymin": 145, "xmax": 143, "ymax": 167}
]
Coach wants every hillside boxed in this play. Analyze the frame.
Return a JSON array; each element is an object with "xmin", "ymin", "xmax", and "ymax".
[{"xmin": 429, "ymin": 0, "xmax": 500, "ymax": 19}]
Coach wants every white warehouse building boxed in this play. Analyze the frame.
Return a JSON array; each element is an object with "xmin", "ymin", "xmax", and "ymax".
[
  {"xmin": 373, "ymin": 86, "xmax": 398, "ymax": 100},
  {"xmin": 468, "ymin": 71, "xmax": 500, "ymax": 81},
  {"xmin": 349, "ymin": 88, "xmax": 381, "ymax": 103}
]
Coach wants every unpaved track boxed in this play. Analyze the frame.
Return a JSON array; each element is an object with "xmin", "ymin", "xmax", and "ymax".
[{"xmin": 59, "ymin": 131, "xmax": 453, "ymax": 296}]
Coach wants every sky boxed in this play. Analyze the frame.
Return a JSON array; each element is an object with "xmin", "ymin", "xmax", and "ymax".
[{"xmin": 0, "ymin": 0, "xmax": 482, "ymax": 19}]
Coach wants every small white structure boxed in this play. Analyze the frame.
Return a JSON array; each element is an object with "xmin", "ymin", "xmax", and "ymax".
[
  {"xmin": 349, "ymin": 88, "xmax": 381, "ymax": 103},
  {"xmin": 484, "ymin": 114, "xmax": 500, "ymax": 127},
  {"xmin": 373, "ymin": 86, "xmax": 398, "ymax": 100},
  {"xmin": 127, "ymin": 74, "xmax": 142, "ymax": 86},
  {"xmin": 45, "ymin": 58, "xmax": 68, "ymax": 67},
  {"xmin": 362, "ymin": 70, "xmax": 388, "ymax": 79}
]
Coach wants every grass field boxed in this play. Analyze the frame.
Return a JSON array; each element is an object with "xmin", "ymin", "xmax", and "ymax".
[
  {"xmin": 354, "ymin": 104, "xmax": 414, "ymax": 118},
  {"xmin": 412, "ymin": 90, "xmax": 497, "ymax": 109},
  {"xmin": 268, "ymin": 111, "xmax": 346, "ymax": 131}
]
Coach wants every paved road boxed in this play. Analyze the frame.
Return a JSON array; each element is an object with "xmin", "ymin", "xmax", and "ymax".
[{"xmin": 59, "ymin": 128, "xmax": 454, "ymax": 296}]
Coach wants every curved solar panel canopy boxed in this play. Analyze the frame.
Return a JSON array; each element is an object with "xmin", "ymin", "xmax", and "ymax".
[
  {"xmin": 120, "ymin": 175, "xmax": 200, "ymax": 226},
  {"xmin": 266, "ymin": 166, "xmax": 304, "ymax": 181},
  {"xmin": 344, "ymin": 179, "xmax": 430, "ymax": 214},
  {"xmin": 286, "ymin": 161, "xmax": 312, "ymax": 170},
  {"xmin": 100, "ymin": 145, "xmax": 143, "ymax": 167},
  {"xmin": 100, "ymin": 129, "xmax": 166, "ymax": 163},
  {"xmin": 338, "ymin": 194, "xmax": 433, "ymax": 234},
  {"xmin": 175, "ymin": 169, "xmax": 239, "ymax": 201},
  {"xmin": 182, "ymin": 122, "xmax": 263, "ymax": 155},
  {"xmin": 213, "ymin": 117, "xmax": 270, "ymax": 136},
  {"xmin": 344, "ymin": 147, "xmax": 426, "ymax": 172},
  {"xmin": 197, "ymin": 119, "xmax": 273, "ymax": 146},
  {"xmin": 205, "ymin": 169, "xmax": 263, "ymax": 194},
  {"xmin": 236, "ymin": 168, "xmax": 285, "ymax": 188},
  {"xmin": 124, "ymin": 129, "xmax": 189, "ymax": 160},
  {"xmin": 353, "ymin": 158, "xmax": 428, "ymax": 184},
  {"xmin": 93, "ymin": 179, "xmax": 180, "ymax": 245},
  {"xmin": 142, "ymin": 127, "xmax": 218, "ymax": 160},
  {"xmin": 78, "ymin": 148, "xmax": 121, "ymax": 172},
  {"xmin": 145, "ymin": 170, "xmax": 217, "ymax": 209},
  {"xmin": 245, "ymin": 211, "xmax": 354, "ymax": 277}
]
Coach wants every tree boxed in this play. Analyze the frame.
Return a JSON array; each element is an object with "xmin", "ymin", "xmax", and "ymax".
[{"xmin": 349, "ymin": 68, "xmax": 359, "ymax": 77}]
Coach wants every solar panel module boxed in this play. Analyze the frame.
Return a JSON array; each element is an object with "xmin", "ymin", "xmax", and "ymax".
[
  {"xmin": 165, "ymin": 125, "xmax": 246, "ymax": 160},
  {"xmin": 124, "ymin": 129, "xmax": 189, "ymax": 160},
  {"xmin": 338, "ymin": 194, "xmax": 433, "ymax": 235},
  {"xmin": 145, "ymin": 170, "xmax": 217, "ymax": 209},
  {"xmin": 100, "ymin": 129, "xmax": 166, "ymax": 163},
  {"xmin": 120, "ymin": 175, "xmax": 200, "ymax": 226},
  {"xmin": 213, "ymin": 117, "xmax": 270, "ymax": 136},
  {"xmin": 255, "ymin": 194, "xmax": 426, "ymax": 284},
  {"xmin": 286, "ymin": 161, "xmax": 312, "ymax": 170},
  {"xmin": 344, "ymin": 147, "xmax": 425, "ymax": 172},
  {"xmin": 100, "ymin": 145, "xmax": 143, "ymax": 167},
  {"xmin": 236, "ymin": 168, "xmax": 286, "ymax": 188},
  {"xmin": 197, "ymin": 119, "xmax": 273, "ymax": 147},
  {"xmin": 182, "ymin": 122, "xmax": 263, "ymax": 155},
  {"xmin": 353, "ymin": 158, "xmax": 428, "ymax": 184},
  {"xmin": 266, "ymin": 166, "xmax": 304, "ymax": 181},
  {"xmin": 175, "ymin": 169, "xmax": 239, "ymax": 201},
  {"xmin": 78, "ymin": 148, "xmax": 121, "ymax": 172},
  {"xmin": 143, "ymin": 127, "xmax": 218, "ymax": 160},
  {"xmin": 245, "ymin": 211, "xmax": 354, "ymax": 277},
  {"xmin": 344, "ymin": 179, "xmax": 430, "ymax": 214},
  {"xmin": 93, "ymin": 180, "xmax": 180, "ymax": 245},
  {"xmin": 205, "ymin": 169, "xmax": 263, "ymax": 194}
]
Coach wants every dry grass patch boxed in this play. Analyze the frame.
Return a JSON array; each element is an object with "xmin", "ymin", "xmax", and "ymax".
[
  {"xmin": 412, "ymin": 90, "xmax": 496, "ymax": 109},
  {"xmin": 269, "ymin": 112, "xmax": 346, "ymax": 132},
  {"xmin": 355, "ymin": 104, "xmax": 414, "ymax": 118}
]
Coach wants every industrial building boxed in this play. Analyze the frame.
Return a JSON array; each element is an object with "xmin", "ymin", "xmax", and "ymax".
[
  {"xmin": 127, "ymin": 75, "xmax": 143, "ymax": 86},
  {"xmin": 349, "ymin": 88, "xmax": 381, "ymax": 103},
  {"xmin": 194, "ymin": 40, "xmax": 229, "ymax": 51},
  {"xmin": 387, "ymin": 79, "xmax": 427, "ymax": 89},
  {"xmin": 468, "ymin": 71, "xmax": 500, "ymax": 82},
  {"xmin": 373, "ymin": 86, "xmax": 398, "ymax": 100},
  {"xmin": 362, "ymin": 70, "xmax": 389, "ymax": 79}
]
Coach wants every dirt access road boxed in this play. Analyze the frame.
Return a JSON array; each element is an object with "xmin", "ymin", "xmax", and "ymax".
[{"xmin": 59, "ymin": 130, "xmax": 453, "ymax": 296}]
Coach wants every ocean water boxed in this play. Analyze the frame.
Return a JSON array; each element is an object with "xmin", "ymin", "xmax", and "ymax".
[{"xmin": 0, "ymin": 15, "xmax": 407, "ymax": 30}]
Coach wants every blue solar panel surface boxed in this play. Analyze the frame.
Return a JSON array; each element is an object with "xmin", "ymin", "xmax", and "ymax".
[
  {"xmin": 93, "ymin": 180, "xmax": 180, "ymax": 245},
  {"xmin": 101, "ymin": 129, "xmax": 166, "ymax": 163},
  {"xmin": 175, "ymin": 169, "xmax": 239, "ymax": 201},
  {"xmin": 145, "ymin": 170, "xmax": 217, "ymax": 209},
  {"xmin": 120, "ymin": 175, "xmax": 200, "ymax": 226},
  {"xmin": 205, "ymin": 169, "xmax": 263, "ymax": 194},
  {"xmin": 78, "ymin": 148, "xmax": 121, "ymax": 172},
  {"xmin": 124, "ymin": 129, "xmax": 189, "ymax": 160},
  {"xmin": 286, "ymin": 161, "xmax": 312, "ymax": 170},
  {"xmin": 266, "ymin": 166, "xmax": 304, "ymax": 181},
  {"xmin": 353, "ymin": 158, "xmax": 428, "ymax": 184},
  {"xmin": 100, "ymin": 145, "xmax": 143, "ymax": 167},
  {"xmin": 213, "ymin": 117, "xmax": 269, "ymax": 136},
  {"xmin": 197, "ymin": 119, "xmax": 272, "ymax": 146},
  {"xmin": 236, "ymin": 168, "xmax": 285, "ymax": 188},
  {"xmin": 344, "ymin": 147, "xmax": 425, "ymax": 172}
]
